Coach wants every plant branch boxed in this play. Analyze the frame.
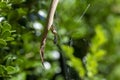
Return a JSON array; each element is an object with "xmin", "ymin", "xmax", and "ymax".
[{"xmin": 40, "ymin": 0, "xmax": 59, "ymax": 66}]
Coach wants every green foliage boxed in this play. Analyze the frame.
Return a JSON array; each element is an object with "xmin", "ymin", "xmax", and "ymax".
[
  {"xmin": 62, "ymin": 45, "xmax": 85, "ymax": 78},
  {"xmin": 85, "ymin": 25, "xmax": 107, "ymax": 78},
  {"xmin": 0, "ymin": 22, "xmax": 14, "ymax": 47},
  {"xmin": 0, "ymin": 0, "xmax": 120, "ymax": 80}
]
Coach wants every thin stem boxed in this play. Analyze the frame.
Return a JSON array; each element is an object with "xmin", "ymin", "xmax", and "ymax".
[{"xmin": 40, "ymin": 0, "xmax": 59, "ymax": 66}]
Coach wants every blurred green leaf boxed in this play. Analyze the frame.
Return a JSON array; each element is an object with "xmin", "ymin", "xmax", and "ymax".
[
  {"xmin": 61, "ymin": 45, "xmax": 74, "ymax": 58},
  {"xmin": 1, "ymin": 31, "xmax": 11, "ymax": 39},
  {"xmin": 6, "ymin": 37, "xmax": 14, "ymax": 41},
  {"xmin": 8, "ymin": 10, "xmax": 19, "ymax": 21},
  {"xmin": 0, "ymin": 24, "xmax": 2, "ymax": 33},
  {"xmin": 0, "ymin": 2, "xmax": 11, "ymax": 10},
  {"xmin": 0, "ymin": 65, "xmax": 6, "ymax": 75},
  {"xmin": 17, "ymin": 8, "xmax": 27, "ymax": 16},
  {"xmin": 10, "ymin": 72, "xmax": 26, "ymax": 80},
  {"xmin": 6, "ymin": 66, "xmax": 19, "ymax": 74},
  {"xmin": 0, "ymin": 39, "xmax": 7, "ymax": 46},
  {"xmin": 10, "ymin": 0, "xmax": 26, "ymax": 4},
  {"xmin": 2, "ymin": 22, "xmax": 11, "ymax": 32}
]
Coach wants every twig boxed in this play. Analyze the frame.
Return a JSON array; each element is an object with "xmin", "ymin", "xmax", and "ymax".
[{"xmin": 40, "ymin": 0, "xmax": 59, "ymax": 66}]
